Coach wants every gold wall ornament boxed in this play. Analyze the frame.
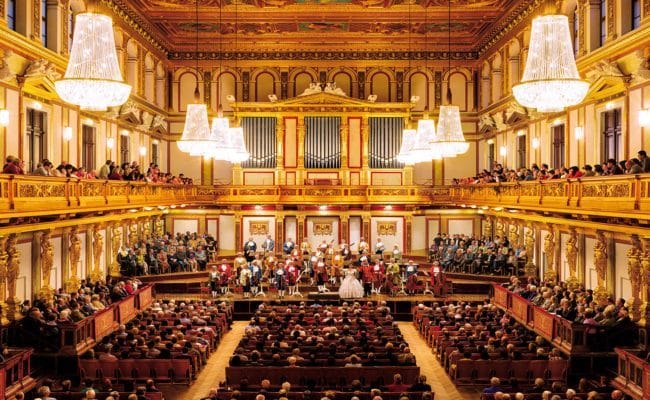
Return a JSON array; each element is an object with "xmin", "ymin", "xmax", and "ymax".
[
  {"xmin": 483, "ymin": 217, "xmax": 493, "ymax": 239},
  {"xmin": 128, "ymin": 222, "xmax": 139, "ymax": 246},
  {"xmin": 543, "ymin": 231, "xmax": 556, "ymax": 282},
  {"xmin": 5, "ymin": 234, "xmax": 21, "ymax": 321},
  {"xmin": 249, "ymin": 221, "xmax": 269, "ymax": 235},
  {"xmin": 111, "ymin": 225, "xmax": 123, "ymax": 277},
  {"xmin": 155, "ymin": 217, "xmax": 164, "ymax": 237},
  {"xmin": 565, "ymin": 229, "xmax": 579, "ymax": 290},
  {"xmin": 0, "ymin": 236, "xmax": 8, "ymax": 324},
  {"xmin": 639, "ymin": 238, "xmax": 650, "ymax": 326},
  {"xmin": 66, "ymin": 227, "xmax": 82, "ymax": 293},
  {"xmin": 313, "ymin": 223, "xmax": 333, "ymax": 236},
  {"xmin": 91, "ymin": 228, "xmax": 105, "ymax": 283},
  {"xmin": 593, "ymin": 231, "xmax": 609, "ymax": 304},
  {"xmin": 39, "ymin": 230, "xmax": 55, "ymax": 301},
  {"xmin": 508, "ymin": 224, "xmax": 519, "ymax": 246},
  {"xmin": 627, "ymin": 235, "xmax": 643, "ymax": 321},
  {"xmin": 377, "ymin": 222, "xmax": 397, "ymax": 236},
  {"xmin": 495, "ymin": 219, "xmax": 505, "ymax": 241}
]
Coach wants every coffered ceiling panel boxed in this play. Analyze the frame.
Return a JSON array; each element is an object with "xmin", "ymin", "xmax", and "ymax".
[{"xmin": 111, "ymin": 0, "xmax": 539, "ymax": 54}]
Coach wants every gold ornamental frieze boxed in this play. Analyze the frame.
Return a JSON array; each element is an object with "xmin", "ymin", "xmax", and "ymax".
[{"xmin": 581, "ymin": 183, "xmax": 631, "ymax": 198}]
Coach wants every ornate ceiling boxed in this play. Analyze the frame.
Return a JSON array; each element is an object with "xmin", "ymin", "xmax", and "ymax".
[{"xmin": 110, "ymin": 0, "xmax": 540, "ymax": 56}]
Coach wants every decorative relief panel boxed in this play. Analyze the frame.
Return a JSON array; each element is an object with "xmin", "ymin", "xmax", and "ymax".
[
  {"xmin": 377, "ymin": 221, "xmax": 397, "ymax": 236},
  {"xmin": 249, "ymin": 220, "xmax": 269, "ymax": 235},
  {"xmin": 313, "ymin": 223, "xmax": 333, "ymax": 236}
]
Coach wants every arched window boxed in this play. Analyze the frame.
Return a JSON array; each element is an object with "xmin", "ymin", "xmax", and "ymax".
[
  {"xmin": 40, "ymin": 0, "xmax": 48, "ymax": 47},
  {"xmin": 633, "ymin": 0, "xmax": 641, "ymax": 30},
  {"xmin": 599, "ymin": 0, "xmax": 606, "ymax": 47}
]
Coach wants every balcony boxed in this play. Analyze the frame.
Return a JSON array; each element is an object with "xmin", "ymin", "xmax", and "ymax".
[{"xmin": 3, "ymin": 174, "xmax": 650, "ymax": 218}]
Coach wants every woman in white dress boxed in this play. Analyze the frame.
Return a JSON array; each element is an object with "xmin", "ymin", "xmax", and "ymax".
[{"xmin": 339, "ymin": 267, "xmax": 364, "ymax": 298}]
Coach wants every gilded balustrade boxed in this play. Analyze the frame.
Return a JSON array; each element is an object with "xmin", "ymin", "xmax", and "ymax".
[{"xmin": 2, "ymin": 174, "xmax": 650, "ymax": 218}]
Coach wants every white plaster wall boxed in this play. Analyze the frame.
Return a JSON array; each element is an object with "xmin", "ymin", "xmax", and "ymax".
[
  {"xmin": 207, "ymin": 219, "xmax": 218, "ymax": 240},
  {"xmin": 52, "ymin": 236, "xmax": 62, "ymax": 291},
  {"xmin": 539, "ymin": 229, "xmax": 549, "ymax": 278},
  {"xmin": 615, "ymin": 242, "xmax": 632, "ymax": 300},
  {"xmin": 17, "ymin": 242, "xmax": 32, "ymax": 302},
  {"xmin": 78, "ymin": 233, "xmax": 87, "ymax": 280},
  {"xmin": 412, "ymin": 216, "xmax": 426, "ymax": 251},
  {"xmin": 427, "ymin": 219, "xmax": 440, "ymax": 248},
  {"xmin": 559, "ymin": 233, "xmax": 568, "ymax": 282},
  {"xmin": 370, "ymin": 217, "xmax": 403, "ymax": 252},
  {"xmin": 219, "ymin": 215, "xmax": 235, "ymax": 251},
  {"xmin": 285, "ymin": 217, "xmax": 297, "ymax": 242},
  {"xmin": 448, "ymin": 219, "xmax": 473, "ymax": 236},
  {"xmin": 98, "ymin": 228, "xmax": 107, "ymax": 276},
  {"xmin": 349, "ymin": 217, "xmax": 361, "ymax": 253},
  {"xmin": 173, "ymin": 219, "xmax": 199, "ymax": 236},
  {"xmin": 306, "ymin": 217, "xmax": 339, "ymax": 250}
]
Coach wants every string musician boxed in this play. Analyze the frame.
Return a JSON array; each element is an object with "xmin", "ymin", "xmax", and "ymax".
[
  {"xmin": 358, "ymin": 237, "xmax": 369, "ymax": 256},
  {"xmin": 250, "ymin": 260, "xmax": 263, "ymax": 295},
  {"xmin": 218, "ymin": 259, "xmax": 232, "ymax": 294},
  {"xmin": 316, "ymin": 258, "xmax": 328, "ymax": 293},
  {"xmin": 300, "ymin": 237, "xmax": 312, "ymax": 273},
  {"xmin": 239, "ymin": 265, "xmax": 252, "ymax": 298},
  {"xmin": 372, "ymin": 260, "xmax": 385, "ymax": 294},
  {"xmin": 283, "ymin": 237, "xmax": 296, "ymax": 255},
  {"xmin": 275, "ymin": 262, "xmax": 287, "ymax": 299},
  {"xmin": 244, "ymin": 238, "xmax": 257, "ymax": 262},
  {"xmin": 208, "ymin": 265, "xmax": 219, "ymax": 298},
  {"xmin": 386, "ymin": 259, "xmax": 401, "ymax": 296},
  {"xmin": 331, "ymin": 251, "xmax": 343, "ymax": 285},
  {"xmin": 405, "ymin": 260, "xmax": 418, "ymax": 295},
  {"xmin": 286, "ymin": 260, "xmax": 300, "ymax": 296}
]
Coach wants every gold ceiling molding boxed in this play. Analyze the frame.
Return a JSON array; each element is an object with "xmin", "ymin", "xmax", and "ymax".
[
  {"xmin": 168, "ymin": 50, "xmax": 480, "ymax": 61},
  {"xmin": 100, "ymin": 0, "xmax": 170, "ymax": 55},
  {"xmin": 477, "ymin": 0, "xmax": 541, "ymax": 56}
]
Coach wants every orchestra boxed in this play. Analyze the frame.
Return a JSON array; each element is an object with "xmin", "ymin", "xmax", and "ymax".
[{"xmin": 205, "ymin": 236, "xmax": 448, "ymax": 299}]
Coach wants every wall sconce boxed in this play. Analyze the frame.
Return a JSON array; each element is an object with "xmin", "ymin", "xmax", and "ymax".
[
  {"xmin": 152, "ymin": 139, "xmax": 159, "ymax": 145},
  {"xmin": 0, "ymin": 109, "xmax": 9, "ymax": 127},
  {"xmin": 639, "ymin": 109, "xmax": 650, "ymax": 127},
  {"xmin": 486, "ymin": 139, "xmax": 495, "ymax": 145},
  {"xmin": 139, "ymin": 146, "xmax": 147, "ymax": 156},
  {"xmin": 516, "ymin": 129, "xmax": 526, "ymax": 137},
  {"xmin": 84, "ymin": 118, "xmax": 94, "ymax": 126},
  {"xmin": 106, "ymin": 137, "xmax": 115, "ymax": 149},
  {"xmin": 574, "ymin": 126, "xmax": 584, "ymax": 140},
  {"xmin": 531, "ymin": 137, "xmax": 540, "ymax": 149},
  {"xmin": 32, "ymin": 101, "xmax": 43, "ymax": 110},
  {"xmin": 120, "ymin": 130, "xmax": 130, "ymax": 136},
  {"xmin": 552, "ymin": 118, "xmax": 563, "ymax": 126},
  {"xmin": 62, "ymin": 126, "xmax": 73, "ymax": 141},
  {"xmin": 499, "ymin": 146, "xmax": 507, "ymax": 157},
  {"xmin": 605, "ymin": 101, "xmax": 615, "ymax": 110}
]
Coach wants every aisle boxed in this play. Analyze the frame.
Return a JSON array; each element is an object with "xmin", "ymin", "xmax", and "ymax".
[
  {"xmin": 397, "ymin": 322, "xmax": 479, "ymax": 400},
  {"xmin": 161, "ymin": 321, "xmax": 247, "ymax": 400}
]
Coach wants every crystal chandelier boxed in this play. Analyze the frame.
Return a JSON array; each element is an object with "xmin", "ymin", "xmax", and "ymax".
[
  {"xmin": 227, "ymin": 127, "xmax": 250, "ymax": 163},
  {"xmin": 430, "ymin": 0, "xmax": 469, "ymax": 157},
  {"xmin": 411, "ymin": 119, "xmax": 441, "ymax": 162},
  {"xmin": 396, "ymin": 128, "xmax": 417, "ymax": 165},
  {"xmin": 512, "ymin": 15, "xmax": 589, "ymax": 112},
  {"xmin": 177, "ymin": 0, "xmax": 211, "ymax": 156},
  {"xmin": 55, "ymin": 13, "xmax": 131, "ymax": 111}
]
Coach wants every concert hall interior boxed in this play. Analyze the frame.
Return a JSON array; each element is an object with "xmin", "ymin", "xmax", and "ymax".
[{"xmin": 3, "ymin": 0, "xmax": 650, "ymax": 399}]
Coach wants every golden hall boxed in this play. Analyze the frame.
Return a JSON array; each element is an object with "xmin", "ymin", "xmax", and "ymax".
[{"xmin": 0, "ymin": 0, "xmax": 649, "ymax": 400}]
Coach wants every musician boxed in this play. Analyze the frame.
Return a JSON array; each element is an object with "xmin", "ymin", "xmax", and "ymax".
[
  {"xmin": 309, "ymin": 254, "xmax": 318, "ymax": 285},
  {"xmin": 234, "ymin": 252, "xmax": 248, "ymax": 273},
  {"xmin": 430, "ymin": 261, "xmax": 444, "ymax": 293},
  {"xmin": 386, "ymin": 259, "xmax": 401, "ymax": 296},
  {"xmin": 316, "ymin": 258, "xmax": 328, "ymax": 293},
  {"xmin": 208, "ymin": 265, "xmax": 219, "ymax": 298},
  {"xmin": 391, "ymin": 244, "xmax": 402, "ymax": 263},
  {"xmin": 262, "ymin": 234, "xmax": 275, "ymax": 256},
  {"xmin": 283, "ymin": 237, "xmax": 296, "ymax": 255},
  {"xmin": 300, "ymin": 237, "xmax": 311, "ymax": 271},
  {"xmin": 326, "ymin": 241, "xmax": 335, "ymax": 262},
  {"xmin": 317, "ymin": 240, "xmax": 328, "ymax": 256},
  {"xmin": 372, "ymin": 261, "xmax": 385, "ymax": 293},
  {"xmin": 358, "ymin": 237, "xmax": 369, "ymax": 255},
  {"xmin": 287, "ymin": 261, "xmax": 300, "ymax": 296},
  {"xmin": 250, "ymin": 260, "xmax": 263, "ymax": 295},
  {"xmin": 240, "ymin": 265, "xmax": 252, "ymax": 298},
  {"xmin": 361, "ymin": 261, "xmax": 373, "ymax": 297},
  {"xmin": 405, "ymin": 260, "xmax": 418, "ymax": 295},
  {"xmin": 340, "ymin": 240, "xmax": 352, "ymax": 263},
  {"xmin": 275, "ymin": 263, "xmax": 287, "ymax": 299},
  {"xmin": 428, "ymin": 242, "xmax": 438, "ymax": 262},
  {"xmin": 244, "ymin": 238, "xmax": 257, "ymax": 262},
  {"xmin": 218, "ymin": 259, "xmax": 231, "ymax": 294},
  {"xmin": 375, "ymin": 238, "xmax": 385, "ymax": 256},
  {"xmin": 331, "ymin": 253, "xmax": 343, "ymax": 284}
]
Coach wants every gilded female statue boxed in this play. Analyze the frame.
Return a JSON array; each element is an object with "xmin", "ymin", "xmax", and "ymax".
[
  {"xmin": 93, "ymin": 230, "xmax": 104, "ymax": 272},
  {"xmin": 483, "ymin": 217, "xmax": 492, "ymax": 239},
  {"xmin": 524, "ymin": 228, "xmax": 535, "ymax": 261},
  {"xmin": 495, "ymin": 220, "xmax": 505, "ymax": 240},
  {"xmin": 509, "ymin": 225, "xmax": 519, "ymax": 246},
  {"xmin": 565, "ymin": 232, "xmax": 578, "ymax": 279},
  {"xmin": 543, "ymin": 232, "xmax": 555, "ymax": 273},
  {"xmin": 594, "ymin": 231, "xmax": 608, "ymax": 287},
  {"xmin": 68, "ymin": 227, "xmax": 81, "ymax": 279},
  {"xmin": 40, "ymin": 231, "xmax": 54, "ymax": 289}
]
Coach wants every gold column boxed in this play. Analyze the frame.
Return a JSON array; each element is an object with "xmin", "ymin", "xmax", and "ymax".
[
  {"xmin": 297, "ymin": 116, "xmax": 305, "ymax": 185},
  {"xmin": 405, "ymin": 216, "xmax": 413, "ymax": 254},
  {"xmin": 577, "ymin": 0, "xmax": 587, "ymax": 57},
  {"xmin": 5, "ymin": 234, "xmax": 21, "ymax": 321},
  {"xmin": 0, "ymin": 236, "xmax": 9, "ymax": 324},
  {"xmin": 361, "ymin": 116, "xmax": 369, "ymax": 185},
  {"xmin": 627, "ymin": 235, "xmax": 643, "ymax": 321},
  {"xmin": 297, "ymin": 215, "xmax": 306, "ymax": 246},
  {"xmin": 234, "ymin": 214, "xmax": 242, "ymax": 252},
  {"xmin": 524, "ymin": 223, "xmax": 537, "ymax": 278},
  {"xmin": 109, "ymin": 223, "xmax": 123, "ymax": 277},
  {"xmin": 340, "ymin": 118, "xmax": 349, "ymax": 185},
  {"xmin": 644, "ymin": 0, "xmax": 650, "ymax": 22},
  {"xmin": 31, "ymin": 0, "xmax": 41, "ymax": 42},
  {"xmin": 361, "ymin": 215, "xmax": 371, "ymax": 242},
  {"xmin": 276, "ymin": 217, "xmax": 284, "ymax": 249},
  {"xmin": 577, "ymin": 230, "xmax": 586, "ymax": 286},
  {"xmin": 605, "ymin": 0, "xmax": 616, "ymax": 42},
  {"xmin": 340, "ymin": 215, "xmax": 349, "ymax": 243},
  {"xmin": 639, "ymin": 237, "xmax": 650, "ymax": 326},
  {"xmin": 202, "ymin": 156, "xmax": 213, "ymax": 186},
  {"xmin": 276, "ymin": 117, "xmax": 285, "ymax": 185},
  {"xmin": 483, "ymin": 216, "xmax": 493, "ymax": 239}
]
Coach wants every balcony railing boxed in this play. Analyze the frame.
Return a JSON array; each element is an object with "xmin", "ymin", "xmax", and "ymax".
[
  {"xmin": 612, "ymin": 348, "xmax": 650, "ymax": 400},
  {"xmin": 3, "ymin": 174, "xmax": 650, "ymax": 217}
]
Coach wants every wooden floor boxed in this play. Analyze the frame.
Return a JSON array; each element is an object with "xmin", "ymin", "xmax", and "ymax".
[{"xmin": 159, "ymin": 322, "xmax": 481, "ymax": 400}]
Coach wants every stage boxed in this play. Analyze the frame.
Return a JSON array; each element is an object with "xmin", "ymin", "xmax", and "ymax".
[{"xmin": 137, "ymin": 270, "xmax": 507, "ymax": 320}]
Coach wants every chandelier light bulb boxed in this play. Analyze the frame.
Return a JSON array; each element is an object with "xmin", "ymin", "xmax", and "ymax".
[
  {"xmin": 639, "ymin": 109, "xmax": 650, "ymax": 127},
  {"xmin": 62, "ymin": 126, "xmax": 73, "ymax": 141},
  {"xmin": 106, "ymin": 137, "xmax": 115, "ymax": 149},
  {"xmin": 177, "ymin": 103, "xmax": 212, "ymax": 156},
  {"xmin": 410, "ymin": 118, "xmax": 441, "ymax": 162},
  {"xmin": 512, "ymin": 15, "xmax": 589, "ymax": 113},
  {"xmin": 139, "ymin": 146, "xmax": 147, "ymax": 156},
  {"xmin": 55, "ymin": 13, "xmax": 131, "ymax": 111},
  {"xmin": 434, "ymin": 105, "xmax": 469, "ymax": 156},
  {"xmin": 574, "ymin": 126, "xmax": 584, "ymax": 140},
  {"xmin": 531, "ymin": 137, "xmax": 540, "ymax": 149}
]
